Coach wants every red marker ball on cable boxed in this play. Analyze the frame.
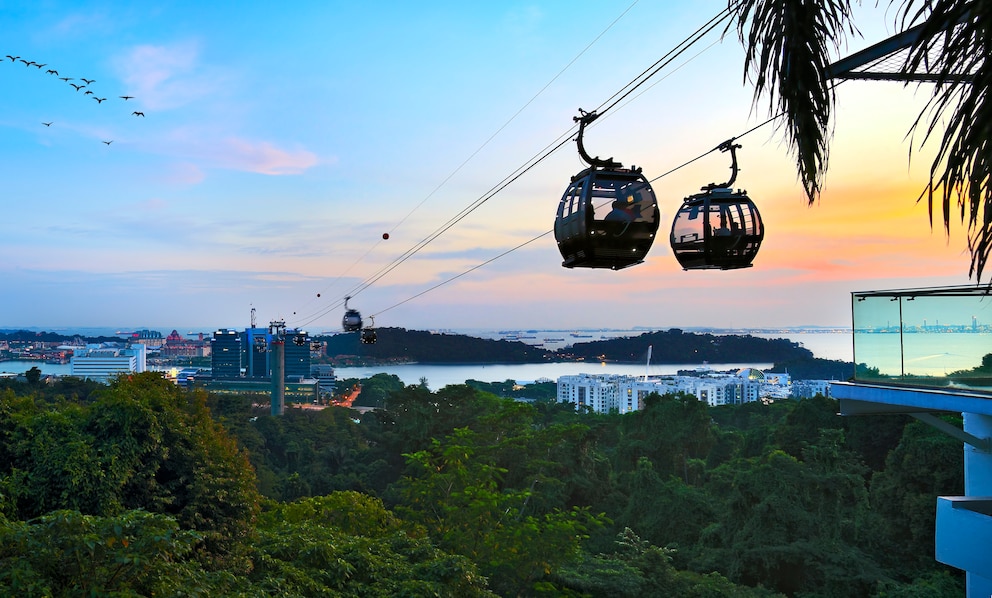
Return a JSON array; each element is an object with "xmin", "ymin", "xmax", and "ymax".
[{"xmin": 382, "ymin": 233, "xmax": 389, "ymax": 240}]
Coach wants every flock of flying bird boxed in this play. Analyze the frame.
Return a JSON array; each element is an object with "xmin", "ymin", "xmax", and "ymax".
[{"xmin": 4, "ymin": 54, "xmax": 144, "ymax": 145}]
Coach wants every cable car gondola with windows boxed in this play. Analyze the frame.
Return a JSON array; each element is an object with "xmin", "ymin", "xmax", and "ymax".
[
  {"xmin": 669, "ymin": 141, "xmax": 763, "ymax": 270},
  {"xmin": 555, "ymin": 109, "xmax": 660, "ymax": 270},
  {"xmin": 361, "ymin": 316, "xmax": 377, "ymax": 344},
  {"xmin": 342, "ymin": 296, "xmax": 363, "ymax": 332}
]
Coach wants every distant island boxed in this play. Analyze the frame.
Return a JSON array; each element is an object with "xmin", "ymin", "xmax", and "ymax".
[
  {"xmin": 319, "ymin": 327, "xmax": 854, "ymax": 379},
  {"xmin": 0, "ymin": 327, "xmax": 856, "ymax": 381}
]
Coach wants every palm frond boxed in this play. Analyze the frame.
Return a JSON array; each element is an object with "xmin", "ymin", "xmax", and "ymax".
[
  {"xmin": 730, "ymin": 0, "xmax": 859, "ymax": 203},
  {"xmin": 900, "ymin": 0, "xmax": 992, "ymax": 280}
]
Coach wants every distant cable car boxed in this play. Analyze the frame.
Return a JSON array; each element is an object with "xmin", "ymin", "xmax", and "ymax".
[
  {"xmin": 361, "ymin": 316, "xmax": 377, "ymax": 344},
  {"xmin": 670, "ymin": 141, "xmax": 763, "ymax": 270},
  {"xmin": 555, "ymin": 109, "xmax": 660, "ymax": 270},
  {"xmin": 342, "ymin": 296, "xmax": 363, "ymax": 332}
]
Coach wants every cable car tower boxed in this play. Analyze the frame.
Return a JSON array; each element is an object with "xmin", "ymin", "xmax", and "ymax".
[{"xmin": 554, "ymin": 109, "xmax": 660, "ymax": 270}]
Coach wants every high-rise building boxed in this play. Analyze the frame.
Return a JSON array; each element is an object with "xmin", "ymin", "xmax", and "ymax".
[
  {"xmin": 284, "ymin": 329, "xmax": 311, "ymax": 381},
  {"xmin": 242, "ymin": 327, "xmax": 270, "ymax": 379},
  {"xmin": 210, "ymin": 329, "xmax": 241, "ymax": 379}
]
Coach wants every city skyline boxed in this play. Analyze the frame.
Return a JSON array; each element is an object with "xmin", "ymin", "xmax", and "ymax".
[{"xmin": 0, "ymin": 1, "xmax": 978, "ymax": 333}]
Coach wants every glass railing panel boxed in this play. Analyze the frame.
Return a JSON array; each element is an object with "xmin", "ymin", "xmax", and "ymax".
[{"xmin": 851, "ymin": 287, "xmax": 992, "ymax": 393}]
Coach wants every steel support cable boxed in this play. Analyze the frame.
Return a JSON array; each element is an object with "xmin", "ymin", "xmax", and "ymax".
[
  {"xmin": 294, "ymin": 21, "xmax": 728, "ymax": 323},
  {"xmin": 366, "ymin": 115, "xmax": 783, "ymax": 322},
  {"xmin": 289, "ymin": 1, "xmax": 641, "ymax": 325},
  {"xmin": 293, "ymin": 131, "xmax": 576, "ymax": 329},
  {"xmin": 334, "ymin": 4, "xmax": 735, "ymax": 307},
  {"xmin": 374, "ymin": 232, "xmax": 554, "ymax": 318},
  {"xmin": 297, "ymin": 3, "xmax": 745, "ymax": 328},
  {"xmin": 358, "ymin": 25, "xmax": 862, "ymax": 324},
  {"xmin": 343, "ymin": 138, "xmax": 573, "ymax": 299},
  {"xmin": 590, "ymin": 1, "xmax": 738, "ymax": 120}
]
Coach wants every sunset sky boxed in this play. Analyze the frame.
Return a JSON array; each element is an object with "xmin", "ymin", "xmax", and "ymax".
[{"xmin": 0, "ymin": 1, "xmax": 979, "ymax": 334}]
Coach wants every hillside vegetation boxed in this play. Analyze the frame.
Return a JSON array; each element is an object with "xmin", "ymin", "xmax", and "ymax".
[
  {"xmin": 0, "ymin": 373, "xmax": 963, "ymax": 596},
  {"xmin": 322, "ymin": 327, "xmax": 826, "ymax": 367}
]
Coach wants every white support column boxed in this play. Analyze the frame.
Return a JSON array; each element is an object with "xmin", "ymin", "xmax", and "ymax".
[{"xmin": 963, "ymin": 413, "xmax": 992, "ymax": 598}]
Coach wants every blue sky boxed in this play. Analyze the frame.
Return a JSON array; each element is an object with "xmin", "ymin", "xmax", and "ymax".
[{"xmin": 0, "ymin": 1, "xmax": 980, "ymax": 334}]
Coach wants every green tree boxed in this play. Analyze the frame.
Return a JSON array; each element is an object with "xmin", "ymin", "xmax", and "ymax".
[
  {"xmin": 23, "ymin": 366, "xmax": 41, "ymax": 385},
  {"xmin": 868, "ymin": 419, "xmax": 964, "ymax": 575},
  {"xmin": 352, "ymin": 372, "xmax": 404, "ymax": 408},
  {"xmin": 0, "ymin": 509, "xmax": 226, "ymax": 596},
  {"xmin": 731, "ymin": 0, "xmax": 992, "ymax": 278},
  {"xmin": 700, "ymin": 431, "xmax": 879, "ymax": 597},
  {"xmin": 0, "ymin": 373, "xmax": 261, "ymax": 570},
  {"xmin": 395, "ymin": 427, "xmax": 606, "ymax": 595},
  {"xmin": 613, "ymin": 393, "xmax": 714, "ymax": 482},
  {"xmin": 251, "ymin": 493, "xmax": 496, "ymax": 597}
]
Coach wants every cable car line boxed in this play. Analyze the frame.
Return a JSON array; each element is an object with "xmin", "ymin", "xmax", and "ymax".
[
  {"xmin": 366, "ymin": 117, "xmax": 781, "ymax": 321},
  {"xmin": 330, "ymin": 5, "xmax": 735, "ymax": 295},
  {"xmin": 294, "ymin": 2, "xmax": 747, "ymax": 329},
  {"xmin": 373, "ymin": 232, "xmax": 554, "ymax": 319},
  {"xmin": 292, "ymin": 131, "xmax": 576, "ymax": 330},
  {"xmin": 588, "ymin": 2, "xmax": 738, "ymax": 121},
  {"xmin": 288, "ymin": 1, "xmax": 642, "ymax": 329}
]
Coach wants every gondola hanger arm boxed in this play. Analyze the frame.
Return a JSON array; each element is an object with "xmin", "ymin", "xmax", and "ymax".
[
  {"xmin": 703, "ymin": 139, "xmax": 741, "ymax": 190},
  {"xmin": 574, "ymin": 109, "xmax": 622, "ymax": 169}
]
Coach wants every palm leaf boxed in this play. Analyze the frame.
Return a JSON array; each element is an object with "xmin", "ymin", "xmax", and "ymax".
[
  {"xmin": 730, "ymin": 0, "xmax": 858, "ymax": 202},
  {"xmin": 900, "ymin": 0, "xmax": 992, "ymax": 280}
]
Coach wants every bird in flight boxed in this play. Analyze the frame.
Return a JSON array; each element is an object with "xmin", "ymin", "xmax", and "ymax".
[
  {"xmin": 70, "ymin": 83, "xmax": 84, "ymax": 91},
  {"xmin": 102, "ymin": 140, "xmax": 113, "ymax": 145},
  {"xmin": 84, "ymin": 90, "xmax": 93, "ymax": 95},
  {"xmin": 34, "ymin": 63, "xmax": 45, "ymax": 69},
  {"xmin": 119, "ymin": 95, "xmax": 133, "ymax": 101},
  {"xmin": 46, "ymin": 69, "xmax": 58, "ymax": 75},
  {"xmin": 42, "ymin": 122, "xmax": 52, "ymax": 127},
  {"xmin": 81, "ymin": 78, "xmax": 95, "ymax": 84},
  {"xmin": 20, "ymin": 59, "xmax": 34, "ymax": 67},
  {"xmin": 132, "ymin": 111, "xmax": 145, "ymax": 117},
  {"xmin": 5, "ymin": 55, "xmax": 18, "ymax": 62},
  {"xmin": 93, "ymin": 97, "xmax": 106, "ymax": 103},
  {"xmin": 59, "ymin": 77, "xmax": 72, "ymax": 82}
]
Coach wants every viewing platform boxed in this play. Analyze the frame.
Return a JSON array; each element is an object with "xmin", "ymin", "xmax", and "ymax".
[{"xmin": 830, "ymin": 285, "xmax": 992, "ymax": 597}]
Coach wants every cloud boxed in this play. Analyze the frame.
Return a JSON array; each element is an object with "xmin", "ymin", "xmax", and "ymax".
[
  {"xmin": 216, "ymin": 137, "xmax": 321, "ymax": 175},
  {"xmin": 114, "ymin": 41, "xmax": 223, "ymax": 111},
  {"xmin": 162, "ymin": 162, "xmax": 206, "ymax": 185}
]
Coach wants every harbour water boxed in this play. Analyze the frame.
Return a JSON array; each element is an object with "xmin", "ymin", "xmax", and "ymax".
[
  {"xmin": 2, "ymin": 331, "xmax": 857, "ymax": 388},
  {"xmin": 332, "ymin": 361, "xmax": 774, "ymax": 389}
]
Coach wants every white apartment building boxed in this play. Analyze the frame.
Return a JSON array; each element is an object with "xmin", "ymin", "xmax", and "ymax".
[
  {"xmin": 556, "ymin": 373, "xmax": 627, "ymax": 414},
  {"xmin": 69, "ymin": 343, "xmax": 146, "ymax": 383},
  {"xmin": 557, "ymin": 368, "xmax": 810, "ymax": 413}
]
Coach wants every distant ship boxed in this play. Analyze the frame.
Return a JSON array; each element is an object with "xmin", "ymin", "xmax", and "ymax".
[{"xmin": 571, "ymin": 333, "xmax": 593, "ymax": 338}]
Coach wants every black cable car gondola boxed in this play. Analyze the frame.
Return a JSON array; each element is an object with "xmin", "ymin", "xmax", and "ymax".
[
  {"xmin": 361, "ymin": 316, "xmax": 377, "ymax": 344},
  {"xmin": 342, "ymin": 296, "xmax": 363, "ymax": 332},
  {"xmin": 555, "ymin": 110, "xmax": 660, "ymax": 270},
  {"xmin": 669, "ymin": 141, "xmax": 763, "ymax": 270}
]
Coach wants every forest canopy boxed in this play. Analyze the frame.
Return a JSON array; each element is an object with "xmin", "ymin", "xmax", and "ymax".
[{"xmin": 0, "ymin": 372, "xmax": 964, "ymax": 596}]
